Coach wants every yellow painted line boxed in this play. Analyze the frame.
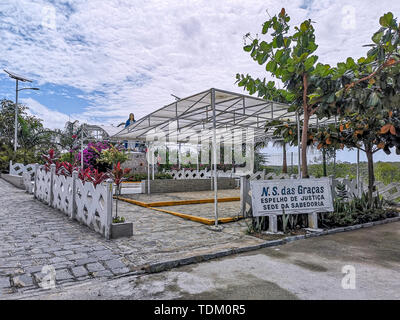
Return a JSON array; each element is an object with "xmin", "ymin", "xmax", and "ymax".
[
  {"xmin": 138, "ymin": 197, "xmax": 240, "ymax": 207},
  {"xmin": 115, "ymin": 196, "xmax": 239, "ymax": 208},
  {"xmin": 115, "ymin": 196, "xmax": 149, "ymax": 208},
  {"xmin": 116, "ymin": 196, "xmax": 243, "ymax": 225},
  {"xmin": 150, "ymin": 207, "xmax": 215, "ymax": 225}
]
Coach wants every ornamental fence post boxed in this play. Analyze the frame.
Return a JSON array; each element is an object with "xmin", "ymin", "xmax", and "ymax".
[
  {"xmin": 50, "ymin": 164, "xmax": 56, "ymax": 207},
  {"xmin": 34, "ymin": 163, "xmax": 39, "ymax": 199},
  {"xmin": 71, "ymin": 170, "xmax": 78, "ymax": 220},
  {"xmin": 104, "ymin": 179, "xmax": 113, "ymax": 240}
]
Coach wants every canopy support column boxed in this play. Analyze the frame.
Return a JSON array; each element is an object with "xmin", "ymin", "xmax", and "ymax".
[
  {"xmin": 196, "ymin": 143, "xmax": 200, "ymax": 173},
  {"xmin": 211, "ymin": 88, "xmax": 219, "ymax": 227},
  {"xmin": 152, "ymin": 145, "xmax": 155, "ymax": 180},
  {"xmin": 147, "ymin": 142, "xmax": 151, "ymax": 194}
]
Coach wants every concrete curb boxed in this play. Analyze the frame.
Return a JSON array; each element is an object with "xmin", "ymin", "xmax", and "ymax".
[{"xmin": 122, "ymin": 214, "xmax": 400, "ymax": 275}]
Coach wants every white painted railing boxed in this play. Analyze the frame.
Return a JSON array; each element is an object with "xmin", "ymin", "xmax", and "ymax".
[
  {"xmin": 75, "ymin": 178, "xmax": 112, "ymax": 236},
  {"xmin": 31, "ymin": 164, "xmax": 113, "ymax": 239},
  {"xmin": 35, "ymin": 165, "xmax": 52, "ymax": 204},
  {"xmin": 9, "ymin": 161, "xmax": 36, "ymax": 178},
  {"xmin": 165, "ymin": 169, "xmax": 238, "ymax": 179},
  {"xmin": 52, "ymin": 173, "xmax": 74, "ymax": 216}
]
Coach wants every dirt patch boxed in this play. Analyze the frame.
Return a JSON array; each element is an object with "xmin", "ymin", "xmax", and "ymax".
[
  {"xmin": 249, "ymin": 229, "xmax": 307, "ymax": 241},
  {"xmin": 293, "ymin": 259, "xmax": 328, "ymax": 272}
]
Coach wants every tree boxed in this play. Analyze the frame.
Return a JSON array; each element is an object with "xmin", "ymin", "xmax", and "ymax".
[
  {"xmin": 52, "ymin": 120, "xmax": 82, "ymax": 160},
  {"xmin": 272, "ymin": 140, "xmax": 288, "ymax": 173},
  {"xmin": 314, "ymin": 12, "xmax": 400, "ymax": 202},
  {"xmin": 0, "ymin": 99, "xmax": 21, "ymax": 146},
  {"xmin": 0, "ymin": 99, "xmax": 56, "ymax": 165},
  {"xmin": 237, "ymin": 8, "xmax": 335, "ymax": 178}
]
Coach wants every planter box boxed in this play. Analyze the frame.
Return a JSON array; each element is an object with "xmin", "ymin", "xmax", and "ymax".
[{"xmin": 111, "ymin": 222, "xmax": 133, "ymax": 239}]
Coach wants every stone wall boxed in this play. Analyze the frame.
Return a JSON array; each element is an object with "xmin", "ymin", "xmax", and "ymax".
[
  {"xmin": 121, "ymin": 151, "xmax": 148, "ymax": 174},
  {"xmin": 143, "ymin": 178, "xmax": 236, "ymax": 193}
]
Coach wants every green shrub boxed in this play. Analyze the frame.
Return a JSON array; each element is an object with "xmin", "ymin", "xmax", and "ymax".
[{"xmin": 321, "ymin": 191, "xmax": 396, "ymax": 228}]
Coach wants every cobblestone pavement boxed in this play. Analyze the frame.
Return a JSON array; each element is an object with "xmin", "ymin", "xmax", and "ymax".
[
  {"xmin": 0, "ymin": 178, "xmax": 262, "ymax": 298},
  {"xmin": 18, "ymin": 221, "xmax": 400, "ymax": 300},
  {"xmin": 156, "ymin": 202, "xmax": 242, "ymax": 219}
]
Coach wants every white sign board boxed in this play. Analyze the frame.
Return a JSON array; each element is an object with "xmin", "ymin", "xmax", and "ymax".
[{"xmin": 250, "ymin": 178, "xmax": 334, "ymax": 216}]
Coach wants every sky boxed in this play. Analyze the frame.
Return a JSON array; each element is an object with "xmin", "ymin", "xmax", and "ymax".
[{"xmin": 0, "ymin": 0, "xmax": 400, "ymax": 162}]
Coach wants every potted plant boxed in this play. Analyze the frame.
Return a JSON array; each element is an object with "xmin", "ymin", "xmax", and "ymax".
[{"xmin": 109, "ymin": 162, "xmax": 133, "ymax": 238}]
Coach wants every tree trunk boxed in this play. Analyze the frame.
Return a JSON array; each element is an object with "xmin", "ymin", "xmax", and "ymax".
[
  {"xmin": 322, "ymin": 149, "xmax": 327, "ymax": 177},
  {"xmin": 301, "ymin": 74, "xmax": 309, "ymax": 178},
  {"xmin": 282, "ymin": 143, "xmax": 287, "ymax": 173},
  {"xmin": 365, "ymin": 145, "xmax": 375, "ymax": 207},
  {"xmin": 301, "ymin": 112, "xmax": 309, "ymax": 178}
]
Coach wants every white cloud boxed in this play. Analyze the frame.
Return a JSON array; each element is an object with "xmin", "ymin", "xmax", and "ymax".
[
  {"xmin": 1, "ymin": 0, "xmax": 400, "ymax": 130},
  {"xmin": 21, "ymin": 97, "xmax": 73, "ymax": 129}
]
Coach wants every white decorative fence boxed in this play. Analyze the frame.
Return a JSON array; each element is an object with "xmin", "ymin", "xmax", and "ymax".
[
  {"xmin": 371, "ymin": 181, "xmax": 400, "ymax": 201},
  {"xmin": 75, "ymin": 178, "xmax": 112, "ymax": 236},
  {"xmin": 52, "ymin": 173, "xmax": 74, "ymax": 216},
  {"xmin": 164, "ymin": 169, "xmax": 238, "ymax": 180},
  {"xmin": 35, "ymin": 165, "xmax": 52, "ymax": 204},
  {"xmin": 9, "ymin": 161, "xmax": 36, "ymax": 178},
  {"xmin": 28, "ymin": 164, "xmax": 113, "ymax": 239}
]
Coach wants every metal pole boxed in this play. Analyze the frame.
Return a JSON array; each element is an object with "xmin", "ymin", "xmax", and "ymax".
[
  {"xmin": 296, "ymin": 111, "xmax": 301, "ymax": 179},
  {"xmin": 152, "ymin": 145, "xmax": 155, "ymax": 180},
  {"xmin": 178, "ymin": 143, "xmax": 181, "ymax": 169},
  {"xmin": 211, "ymin": 89, "xmax": 219, "ymax": 226},
  {"xmin": 14, "ymin": 79, "xmax": 19, "ymax": 152},
  {"xmin": 196, "ymin": 144, "xmax": 199, "ymax": 172},
  {"xmin": 81, "ymin": 127, "xmax": 84, "ymax": 169},
  {"xmin": 147, "ymin": 143, "xmax": 150, "ymax": 194},
  {"xmin": 356, "ymin": 148, "xmax": 360, "ymax": 196}
]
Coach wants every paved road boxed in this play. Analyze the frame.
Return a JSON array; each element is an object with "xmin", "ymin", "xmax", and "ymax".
[{"xmin": 18, "ymin": 220, "xmax": 400, "ymax": 300}]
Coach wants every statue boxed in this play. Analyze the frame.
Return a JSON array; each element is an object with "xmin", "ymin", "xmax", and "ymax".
[{"xmin": 124, "ymin": 113, "xmax": 136, "ymax": 149}]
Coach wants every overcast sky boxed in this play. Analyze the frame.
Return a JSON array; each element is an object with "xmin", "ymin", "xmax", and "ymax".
[{"xmin": 1, "ymin": 0, "xmax": 399, "ymax": 162}]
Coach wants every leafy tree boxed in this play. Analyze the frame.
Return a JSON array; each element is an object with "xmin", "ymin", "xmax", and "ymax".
[
  {"xmin": 96, "ymin": 145, "xmax": 128, "ymax": 168},
  {"xmin": 0, "ymin": 99, "xmax": 22, "ymax": 146},
  {"xmin": 52, "ymin": 120, "xmax": 83, "ymax": 161},
  {"xmin": 0, "ymin": 99, "xmax": 56, "ymax": 165},
  {"xmin": 314, "ymin": 12, "xmax": 400, "ymax": 202},
  {"xmin": 237, "ymin": 8, "xmax": 335, "ymax": 178}
]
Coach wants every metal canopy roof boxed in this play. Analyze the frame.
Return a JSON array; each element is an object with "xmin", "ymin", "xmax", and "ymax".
[{"xmin": 113, "ymin": 88, "xmax": 333, "ymax": 144}]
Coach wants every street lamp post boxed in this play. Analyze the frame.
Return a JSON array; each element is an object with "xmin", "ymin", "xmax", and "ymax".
[{"xmin": 4, "ymin": 70, "xmax": 39, "ymax": 151}]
